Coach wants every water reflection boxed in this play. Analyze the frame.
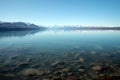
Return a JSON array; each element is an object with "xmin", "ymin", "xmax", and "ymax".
[{"xmin": 0, "ymin": 30, "xmax": 41, "ymax": 38}]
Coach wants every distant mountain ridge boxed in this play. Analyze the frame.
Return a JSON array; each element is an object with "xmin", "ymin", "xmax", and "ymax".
[
  {"xmin": 49, "ymin": 25, "xmax": 120, "ymax": 31},
  {"xmin": 0, "ymin": 22, "xmax": 120, "ymax": 31},
  {"xmin": 0, "ymin": 22, "xmax": 46, "ymax": 31}
]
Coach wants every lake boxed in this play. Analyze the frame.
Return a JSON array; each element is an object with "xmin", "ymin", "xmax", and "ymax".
[{"xmin": 0, "ymin": 30, "xmax": 120, "ymax": 80}]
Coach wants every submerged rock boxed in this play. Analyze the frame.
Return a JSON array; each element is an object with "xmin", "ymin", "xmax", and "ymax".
[
  {"xmin": 25, "ymin": 58, "xmax": 32, "ymax": 62},
  {"xmin": 78, "ymin": 68, "xmax": 84, "ymax": 72},
  {"xmin": 51, "ymin": 61, "xmax": 65, "ymax": 67},
  {"xmin": 66, "ymin": 76, "xmax": 77, "ymax": 80},
  {"xmin": 21, "ymin": 68, "xmax": 40, "ymax": 76},
  {"xmin": 74, "ymin": 53, "xmax": 81, "ymax": 59},
  {"xmin": 91, "ymin": 65, "xmax": 103, "ymax": 71},
  {"xmin": 51, "ymin": 61, "xmax": 65, "ymax": 69},
  {"xmin": 61, "ymin": 68, "xmax": 70, "ymax": 72},
  {"xmin": 53, "ymin": 71, "xmax": 61, "ymax": 75},
  {"xmin": 91, "ymin": 51, "xmax": 96, "ymax": 54},
  {"xmin": 79, "ymin": 58, "xmax": 84, "ymax": 63},
  {"xmin": 17, "ymin": 62, "xmax": 29, "ymax": 68},
  {"xmin": 10, "ymin": 55, "xmax": 19, "ymax": 60}
]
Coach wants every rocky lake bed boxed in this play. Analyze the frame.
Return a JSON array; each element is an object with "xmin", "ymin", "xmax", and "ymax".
[{"xmin": 0, "ymin": 49, "xmax": 120, "ymax": 80}]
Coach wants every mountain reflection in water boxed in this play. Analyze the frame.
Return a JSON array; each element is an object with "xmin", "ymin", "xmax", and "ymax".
[{"xmin": 0, "ymin": 30, "xmax": 41, "ymax": 38}]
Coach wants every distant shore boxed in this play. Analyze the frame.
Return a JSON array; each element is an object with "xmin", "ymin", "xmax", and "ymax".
[{"xmin": 0, "ymin": 22, "xmax": 120, "ymax": 31}]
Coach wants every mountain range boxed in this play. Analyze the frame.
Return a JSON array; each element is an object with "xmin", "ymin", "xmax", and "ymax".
[
  {"xmin": 0, "ymin": 22, "xmax": 46, "ymax": 31},
  {"xmin": 0, "ymin": 22, "xmax": 120, "ymax": 31}
]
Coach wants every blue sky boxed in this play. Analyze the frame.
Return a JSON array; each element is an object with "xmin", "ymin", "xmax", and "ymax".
[{"xmin": 0, "ymin": 0, "xmax": 120, "ymax": 26}]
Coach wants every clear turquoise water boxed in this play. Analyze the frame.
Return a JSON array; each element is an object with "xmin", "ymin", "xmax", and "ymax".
[
  {"xmin": 0, "ymin": 30, "xmax": 120, "ymax": 55},
  {"xmin": 0, "ymin": 30, "xmax": 120, "ymax": 80}
]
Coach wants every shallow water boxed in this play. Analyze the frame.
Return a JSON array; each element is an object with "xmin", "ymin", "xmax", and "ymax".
[{"xmin": 0, "ymin": 30, "xmax": 120, "ymax": 80}]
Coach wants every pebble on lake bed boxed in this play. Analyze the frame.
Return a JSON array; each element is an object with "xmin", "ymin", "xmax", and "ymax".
[
  {"xmin": 17, "ymin": 62, "xmax": 29, "ymax": 68},
  {"xmin": 21, "ymin": 68, "xmax": 40, "ymax": 76},
  {"xmin": 91, "ymin": 65, "xmax": 103, "ymax": 71},
  {"xmin": 10, "ymin": 55, "xmax": 19, "ymax": 60},
  {"xmin": 51, "ymin": 61, "xmax": 65, "ymax": 69},
  {"xmin": 66, "ymin": 76, "xmax": 77, "ymax": 80},
  {"xmin": 79, "ymin": 58, "xmax": 84, "ymax": 63},
  {"xmin": 61, "ymin": 68, "xmax": 70, "ymax": 72}
]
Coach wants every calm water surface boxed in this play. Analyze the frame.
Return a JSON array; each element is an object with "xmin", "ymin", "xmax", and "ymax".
[
  {"xmin": 0, "ymin": 30, "xmax": 120, "ymax": 54},
  {"xmin": 0, "ymin": 30, "xmax": 120, "ymax": 80}
]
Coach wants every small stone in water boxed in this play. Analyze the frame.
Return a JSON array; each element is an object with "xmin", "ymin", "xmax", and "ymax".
[
  {"xmin": 10, "ymin": 56, "xmax": 19, "ymax": 60},
  {"xmin": 62, "ymin": 68, "xmax": 70, "ymax": 72},
  {"xmin": 18, "ymin": 62, "xmax": 29, "ymax": 68},
  {"xmin": 92, "ymin": 65, "xmax": 103, "ymax": 71},
  {"xmin": 78, "ymin": 69, "xmax": 84, "ymax": 72},
  {"xmin": 21, "ymin": 68, "xmax": 40, "ymax": 76},
  {"xmin": 66, "ymin": 76, "xmax": 77, "ymax": 80},
  {"xmin": 79, "ymin": 58, "xmax": 84, "ymax": 63}
]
